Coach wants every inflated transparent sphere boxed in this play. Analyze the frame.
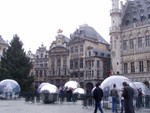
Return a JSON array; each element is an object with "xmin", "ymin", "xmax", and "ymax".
[
  {"xmin": 100, "ymin": 75, "xmax": 137, "ymax": 97},
  {"xmin": 134, "ymin": 82, "xmax": 150, "ymax": 96},
  {"xmin": 64, "ymin": 81, "xmax": 80, "ymax": 89},
  {"xmin": 0, "ymin": 79, "xmax": 21, "ymax": 99}
]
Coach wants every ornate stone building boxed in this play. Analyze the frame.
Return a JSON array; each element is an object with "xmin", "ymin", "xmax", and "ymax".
[
  {"xmin": 110, "ymin": 0, "xmax": 150, "ymax": 86},
  {"xmin": 32, "ymin": 44, "xmax": 49, "ymax": 88},
  {"xmin": 48, "ymin": 30, "xmax": 70, "ymax": 86},
  {"xmin": 0, "ymin": 36, "xmax": 8, "ymax": 61},
  {"xmin": 69, "ymin": 24, "xmax": 111, "ymax": 90}
]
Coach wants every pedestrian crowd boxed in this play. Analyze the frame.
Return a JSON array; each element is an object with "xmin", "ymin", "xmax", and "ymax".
[{"xmin": 23, "ymin": 82, "xmax": 148, "ymax": 113}]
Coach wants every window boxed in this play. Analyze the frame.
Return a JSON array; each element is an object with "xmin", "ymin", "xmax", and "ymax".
[
  {"xmin": 40, "ymin": 70, "xmax": 43, "ymax": 76},
  {"xmin": 44, "ymin": 70, "xmax": 47, "ymax": 76},
  {"xmin": 75, "ymin": 59, "xmax": 78, "ymax": 69},
  {"xmin": 126, "ymin": 20, "xmax": 130, "ymax": 25},
  {"xmin": 63, "ymin": 57, "xmax": 67, "ymax": 66},
  {"xmin": 88, "ymin": 60, "xmax": 91, "ymax": 68},
  {"xmin": 95, "ymin": 52, "xmax": 98, "ymax": 56},
  {"xmin": 147, "ymin": 60, "xmax": 150, "ymax": 72},
  {"xmin": 44, "ymin": 63, "xmax": 47, "ymax": 67},
  {"xmin": 101, "ymin": 53, "xmax": 104, "ymax": 56},
  {"xmin": 57, "ymin": 57, "xmax": 61, "ymax": 66},
  {"xmin": 89, "ymin": 51, "xmax": 91, "ymax": 57},
  {"xmin": 92, "ymin": 60, "xmax": 94, "ymax": 67},
  {"xmin": 80, "ymin": 58, "xmax": 83, "ymax": 68},
  {"xmin": 124, "ymin": 63, "xmax": 128, "ymax": 74},
  {"xmin": 131, "ymin": 62, "xmax": 135, "ymax": 73},
  {"xmin": 51, "ymin": 58, "xmax": 55, "ymax": 67},
  {"xmin": 80, "ymin": 45, "xmax": 83, "ymax": 52},
  {"xmin": 36, "ymin": 70, "xmax": 38, "ymax": 76},
  {"xmin": 40, "ymin": 63, "xmax": 43, "ymax": 67},
  {"xmin": 70, "ymin": 59, "xmax": 73, "ymax": 69},
  {"xmin": 141, "ymin": 16, "xmax": 146, "ymax": 21},
  {"xmin": 97, "ymin": 70, "xmax": 100, "ymax": 78},
  {"xmin": 130, "ymin": 39, "xmax": 134, "ymax": 49},
  {"xmin": 139, "ymin": 61, "xmax": 144, "ymax": 72},
  {"xmin": 75, "ymin": 46, "xmax": 78, "ymax": 53},
  {"xmin": 133, "ymin": 18, "xmax": 137, "ymax": 23},
  {"xmin": 123, "ymin": 40, "xmax": 127, "ymax": 50},
  {"xmin": 92, "ymin": 70, "xmax": 94, "ymax": 78},
  {"xmin": 138, "ymin": 37, "xmax": 143, "ymax": 48},
  {"xmin": 41, "ymin": 53, "xmax": 43, "ymax": 58},
  {"xmin": 97, "ymin": 60, "xmax": 100, "ymax": 68},
  {"xmin": 145, "ymin": 35, "xmax": 150, "ymax": 47},
  {"xmin": 71, "ymin": 47, "xmax": 74, "ymax": 53}
]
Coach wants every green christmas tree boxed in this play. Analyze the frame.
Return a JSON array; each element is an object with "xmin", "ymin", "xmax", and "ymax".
[{"xmin": 0, "ymin": 34, "xmax": 34, "ymax": 93}]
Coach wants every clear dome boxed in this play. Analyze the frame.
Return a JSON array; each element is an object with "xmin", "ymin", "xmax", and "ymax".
[
  {"xmin": 0, "ymin": 79, "xmax": 21, "ymax": 99},
  {"xmin": 134, "ymin": 82, "xmax": 150, "ymax": 96},
  {"xmin": 100, "ymin": 75, "xmax": 137, "ymax": 97},
  {"xmin": 64, "ymin": 81, "xmax": 80, "ymax": 89}
]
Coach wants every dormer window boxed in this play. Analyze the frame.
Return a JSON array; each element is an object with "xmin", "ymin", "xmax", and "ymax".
[
  {"xmin": 148, "ymin": 14, "xmax": 150, "ymax": 19},
  {"xmin": 126, "ymin": 20, "xmax": 130, "ymax": 25},
  {"xmin": 141, "ymin": 16, "xmax": 146, "ymax": 21},
  {"xmin": 101, "ymin": 53, "xmax": 104, "ymax": 56},
  {"xmin": 140, "ymin": 9, "xmax": 144, "ymax": 14},
  {"xmin": 138, "ymin": 4, "xmax": 142, "ymax": 8},
  {"xmin": 133, "ymin": 11, "xmax": 137, "ymax": 15},
  {"xmin": 133, "ymin": 18, "xmax": 137, "ymax": 23},
  {"xmin": 89, "ymin": 51, "xmax": 91, "ymax": 57},
  {"xmin": 95, "ymin": 52, "xmax": 98, "ymax": 56}
]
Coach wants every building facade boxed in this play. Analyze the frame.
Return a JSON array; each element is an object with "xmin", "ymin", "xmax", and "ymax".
[
  {"xmin": 0, "ymin": 36, "xmax": 8, "ymax": 61},
  {"xmin": 28, "ymin": 25, "xmax": 111, "ymax": 90},
  {"xmin": 48, "ymin": 30, "xmax": 70, "ymax": 87},
  {"xmin": 110, "ymin": 0, "xmax": 150, "ymax": 86},
  {"xmin": 32, "ymin": 44, "xmax": 49, "ymax": 88},
  {"xmin": 68, "ymin": 24, "xmax": 111, "ymax": 90}
]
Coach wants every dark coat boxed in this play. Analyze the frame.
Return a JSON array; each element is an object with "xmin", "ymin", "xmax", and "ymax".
[
  {"xmin": 93, "ymin": 87, "xmax": 103, "ymax": 102},
  {"xmin": 122, "ymin": 85, "xmax": 135, "ymax": 113}
]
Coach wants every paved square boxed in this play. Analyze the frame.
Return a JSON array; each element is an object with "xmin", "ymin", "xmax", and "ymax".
[{"xmin": 0, "ymin": 99, "xmax": 149, "ymax": 113}]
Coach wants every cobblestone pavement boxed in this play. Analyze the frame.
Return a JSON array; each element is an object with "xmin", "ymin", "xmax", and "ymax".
[{"xmin": 0, "ymin": 99, "xmax": 149, "ymax": 113}]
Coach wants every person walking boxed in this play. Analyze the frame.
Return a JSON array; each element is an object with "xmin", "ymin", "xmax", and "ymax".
[
  {"xmin": 137, "ymin": 88, "xmax": 143, "ymax": 110},
  {"xmin": 122, "ymin": 82, "xmax": 135, "ymax": 113},
  {"xmin": 110, "ymin": 84, "xmax": 119, "ymax": 113},
  {"xmin": 120, "ymin": 88, "xmax": 124, "ymax": 113},
  {"xmin": 93, "ymin": 83, "xmax": 104, "ymax": 113}
]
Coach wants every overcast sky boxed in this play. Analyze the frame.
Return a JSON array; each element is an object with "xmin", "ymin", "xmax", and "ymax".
[{"xmin": 0, "ymin": 0, "xmax": 125, "ymax": 53}]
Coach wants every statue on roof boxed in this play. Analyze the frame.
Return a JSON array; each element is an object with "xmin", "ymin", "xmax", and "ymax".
[{"xmin": 57, "ymin": 29, "xmax": 63, "ymax": 33}]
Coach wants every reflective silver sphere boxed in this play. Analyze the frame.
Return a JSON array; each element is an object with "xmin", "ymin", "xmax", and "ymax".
[
  {"xmin": 73, "ymin": 88, "xmax": 85, "ymax": 94},
  {"xmin": 134, "ymin": 82, "xmax": 150, "ymax": 96},
  {"xmin": 0, "ymin": 79, "xmax": 21, "ymax": 99},
  {"xmin": 40, "ymin": 83, "xmax": 58, "ymax": 103},
  {"xmin": 64, "ymin": 81, "xmax": 80, "ymax": 89},
  {"xmin": 37, "ymin": 82, "xmax": 50, "ymax": 93}
]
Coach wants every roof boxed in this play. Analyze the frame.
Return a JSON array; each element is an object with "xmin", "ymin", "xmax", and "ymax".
[
  {"xmin": 0, "ymin": 35, "xmax": 6, "ymax": 44},
  {"xmin": 122, "ymin": 0, "xmax": 150, "ymax": 26},
  {"xmin": 70, "ymin": 24, "xmax": 109, "ymax": 45}
]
